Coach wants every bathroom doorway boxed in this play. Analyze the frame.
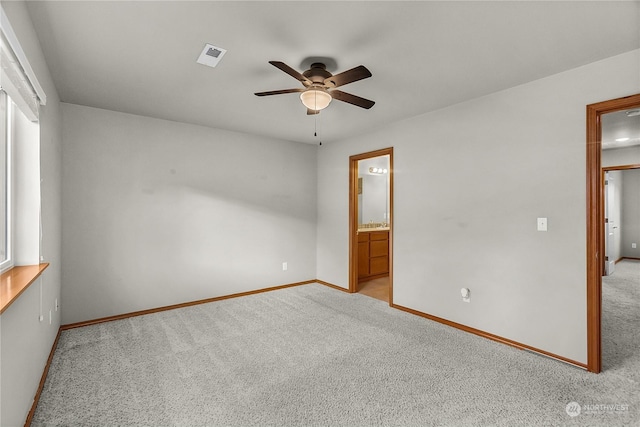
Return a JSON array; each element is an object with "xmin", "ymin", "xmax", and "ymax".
[
  {"xmin": 349, "ymin": 148, "xmax": 393, "ymax": 304},
  {"xmin": 586, "ymin": 93, "xmax": 640, "ymax": 373}
]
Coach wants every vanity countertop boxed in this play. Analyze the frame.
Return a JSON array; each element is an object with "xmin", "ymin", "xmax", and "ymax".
[{"xmin": 357, "ymin": 227, "xmax": 390, "ymax": 232}]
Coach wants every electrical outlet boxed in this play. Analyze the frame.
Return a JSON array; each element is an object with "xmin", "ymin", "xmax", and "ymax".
[
  {"xmin": 633, "ymin": 243, "xmax": 637, "ymax": 249},
  {"xmin": 55, "ymin": 298, "xmax": 59, "ymax": 311},
  {"xmin": 461, "ymin": 288, "xmax": 471, "ymax": 303},
  {"xmin": 282, "ymin": 262, "xmax": 288, "ymax": 271},
  {"xmin": 39, "ymin": 315, "xmax": 43, "ymax": 322},
  {"xmin": 537, "ymin": 217, "xmax": 548, "ymax": 232}
]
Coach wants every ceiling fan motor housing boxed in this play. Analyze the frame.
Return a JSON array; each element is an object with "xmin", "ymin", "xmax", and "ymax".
[{"xmin": 303, "ymin": 63, "xmax": 332, "ymax": 86}]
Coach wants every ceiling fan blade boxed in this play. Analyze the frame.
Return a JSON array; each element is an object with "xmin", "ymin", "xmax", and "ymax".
[
  {"xmin": 269, "ymin": 61, "xmax": 312, "ymax": 85},
  {"xmin": 324, "ymin": 65, "xmax": 372, "ymax": 88},
  {"xmin": 254, "ymin": 88, "xmax": 305, "ymax": 96},
  {"xmin": 307, "ymin": 108, "xmax": 320, "ymax": 115},
  {"xmin": 330, "ymin": 90, "xmax": 375, "ymax": 109}
]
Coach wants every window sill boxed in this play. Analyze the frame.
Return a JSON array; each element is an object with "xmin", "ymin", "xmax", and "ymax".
[{"xmin": 0, "ymin": 263, "xmax": 49, "ymax": 315}]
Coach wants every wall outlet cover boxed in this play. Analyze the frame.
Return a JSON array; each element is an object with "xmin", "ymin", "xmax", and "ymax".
[{"xmin": 537, "ymin": 217, "xmax": 548, "ymax": 231}]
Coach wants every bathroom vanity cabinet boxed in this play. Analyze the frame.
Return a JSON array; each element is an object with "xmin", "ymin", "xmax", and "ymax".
[{"xmin": 357, "ymin": 230, "xmax": 389, "ymax": 281}]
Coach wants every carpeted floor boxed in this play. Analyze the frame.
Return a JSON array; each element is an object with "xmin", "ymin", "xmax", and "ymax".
[
  {"xmin": 32, "ymin": 265, "xmax": 639, "ymax": 426},
  {"xmin": 602, "ymin": 259, "xmax": 640, "ymax": 374}
]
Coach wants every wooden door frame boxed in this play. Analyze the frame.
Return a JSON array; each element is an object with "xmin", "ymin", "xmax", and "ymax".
[
  {"xmin": 586, "ymin": 93, "xmax": 640, "ymax": 373},
  {"xmin": 349, "ymin": 147, "xmax": 394, "ymax": 303}
]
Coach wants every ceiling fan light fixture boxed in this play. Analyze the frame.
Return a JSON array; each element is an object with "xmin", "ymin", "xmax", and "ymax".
[{"xmin": 300, "ymin": 88, "xmax": 332, "ymax": 111}]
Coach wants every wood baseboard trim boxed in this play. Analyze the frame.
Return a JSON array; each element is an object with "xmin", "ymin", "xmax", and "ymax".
[
  {"xmin": 391, "ymin": 303, "xmax": 588, "ymax": 370},
  {"xmin": 25, "ymin": 327, "xmax": 62, "ymax": 427},
  {"xmin": 61, "ymin": 280, "xmax": 317, "ymax": 330},
  {"xmin": 315, "ymin": 279, "xmax": 350, "ymax": 293},
  {"xmin": 620, "ymin": 257, "xmax": 640, "ymax": 262}
]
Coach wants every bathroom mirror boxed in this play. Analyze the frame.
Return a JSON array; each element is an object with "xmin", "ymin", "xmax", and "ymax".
[{"xmin": 357, "ymin": 155, "xmax": 390, "ymax": 228}]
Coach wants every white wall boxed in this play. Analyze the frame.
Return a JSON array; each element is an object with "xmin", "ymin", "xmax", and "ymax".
[
  {"xmin": 61, "ymin": 104, "xmax": 317, "ymax": 324},
  {"xmin": 602, "ymin": 145, "xmax": 640, "ymax": 167},
  {"xmin": 622, "ymin": 169, "xmax": 640, "ymax": 259},
  {"xmin": 0, "ymin": 2, "xmax": 63, "ymax": 426},
  {"xmin": 317, "ymin": 49, "xmax": 640, "ymax": 365}
]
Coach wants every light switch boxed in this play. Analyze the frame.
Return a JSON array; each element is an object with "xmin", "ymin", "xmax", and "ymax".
[{"xmin": 537, "ymin": 218, "xmax": 548, "ymax": 232}]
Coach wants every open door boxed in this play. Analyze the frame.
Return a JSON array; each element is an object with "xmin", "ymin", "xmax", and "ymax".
[
  {"xmin": 603, "ymin": 171, "xmax": 616, "ymax": 276},
  {"xmin": 349, "ymin": 148, "xmax": 393, "ymax": 304}
]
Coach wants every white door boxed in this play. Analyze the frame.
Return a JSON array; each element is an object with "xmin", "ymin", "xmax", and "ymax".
[{"xmin": 604, "ymin": 172, "xmax": 615, "ymax": 276}]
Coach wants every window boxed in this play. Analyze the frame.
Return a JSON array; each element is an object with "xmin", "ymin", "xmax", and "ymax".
[
  {"xmin": 1, "ymin": 91, "xmax": 12, "ymax": 272},
  {"xmin": 0, "ymin": 6, "xmax": 46, "ymax": 271}
]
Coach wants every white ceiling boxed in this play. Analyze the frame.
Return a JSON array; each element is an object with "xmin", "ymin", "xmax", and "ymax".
[{"xmin": 26, "ymin": 1, "xmax": 640, "ymax": 145}]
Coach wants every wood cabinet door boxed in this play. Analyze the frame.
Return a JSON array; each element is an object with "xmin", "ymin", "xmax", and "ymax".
[
  {"xmin": 370, "ymin": 231, "xmax": 388, "ymax": 241},
  {"xmin": 358, "ymin": 241, "xmax": 370, "ymax": 277},
  {"xmin": 370, "ymin": 240, "xmax": 388, "ymax": 258},
  {"xmin": 369, "ymin": 256, "xmax": 389, "ymax": 275}
]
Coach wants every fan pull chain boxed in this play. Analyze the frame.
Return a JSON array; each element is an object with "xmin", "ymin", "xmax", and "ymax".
[{"xmin": 315, "ymin": 111, "xmax": 322, "ymax": 146}]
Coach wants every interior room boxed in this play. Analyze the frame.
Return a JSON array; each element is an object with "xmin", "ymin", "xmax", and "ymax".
[{"xmin": 1, "ymin": 1, "xmax": 639, "ymax": 426}]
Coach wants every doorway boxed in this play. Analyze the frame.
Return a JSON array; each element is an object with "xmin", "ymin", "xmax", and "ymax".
[
  {"xmin": 349, "ymin": 148, "xmax": 393, "ymax": 304},
  {"xmin": 586, "ymin": 93, "xmax": 640, "ymax": 373},
  {"xmin": 603, "ymin": 166, "xmax": 640, "ymax": 274}
]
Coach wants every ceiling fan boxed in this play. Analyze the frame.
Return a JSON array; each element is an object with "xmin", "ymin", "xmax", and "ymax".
[{"xmin": 255, "ymin": 61, "xmax": 375, "ymax": 115}]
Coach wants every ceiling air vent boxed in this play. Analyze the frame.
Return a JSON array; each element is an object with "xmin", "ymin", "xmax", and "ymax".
[{"xmin": 197, "ymin": 43, "xmax": 227, "ymax": 68}]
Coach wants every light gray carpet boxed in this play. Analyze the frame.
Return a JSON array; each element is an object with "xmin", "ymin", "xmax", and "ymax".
[
  {"xmin": 602, "ymin": 259, "xmax": 640, "ymax": 374},
  {"xmin": 33, "ymin": 276, "xmax": 639, "ymax": 426}
]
